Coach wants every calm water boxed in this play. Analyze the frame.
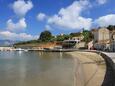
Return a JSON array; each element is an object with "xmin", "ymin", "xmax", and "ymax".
[{"xmin": 0, "ymin": 51, "xmax": 74, "ymax": 86}]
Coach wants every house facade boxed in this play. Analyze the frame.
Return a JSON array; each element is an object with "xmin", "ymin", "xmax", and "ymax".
[
  {"xmin": 110, "ymin": 31, "xmax": 115, "ymax": 51},
  {"xmin": 72, "ymin": 35, "xmax": 84, "ymax": 42},
  {"xmin": 92, "ymin": 27, "xmax": 110, "ymax": 43},
  {"xmin": 62, "ymin": 34, "xmax": 85, "ymax": 49},
  {"xmin": 92, "ymin": 27, "xmax": 115, "ymax": 51}
]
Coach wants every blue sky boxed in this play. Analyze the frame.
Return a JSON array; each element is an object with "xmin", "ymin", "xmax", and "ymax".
[{"xmin": 0, "ymin": 0, "xmax": 115, "ymax": 41}]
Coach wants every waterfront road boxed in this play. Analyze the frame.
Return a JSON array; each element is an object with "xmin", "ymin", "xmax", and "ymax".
[{"xmin": 102, "ymin": 52, "xmax": 115, "ymax": 63}]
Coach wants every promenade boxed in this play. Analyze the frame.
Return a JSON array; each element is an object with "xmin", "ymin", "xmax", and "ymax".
[{"xmin": 102, "ymin": 52, "xmax": 115, "ymax": 63}]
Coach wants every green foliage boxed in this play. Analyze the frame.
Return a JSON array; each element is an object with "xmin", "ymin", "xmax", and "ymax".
[
  {"xmin": 56, "ymin": 35, "xmax": 65, "ymax": 41},
  {"xmin": 39, "ymin": 30, "xmax": 52, "ymax": 42},
  {"xmin": 50, "ymin": 36, "xmax": 57, "ymax": 42},
  {"xmin": 107, "ymin": 25, "xmax": 115, "ymax": 31},
  {"xmin": 14, "ymin": 40, "xmax": 40, "ymax": 45},
  {"xmin": 63, "ymin": 34, "xmax": 72, "ymax": 40},
  {"xmin": 70, "ymin": 32, "xmax": 82, "ymax": 37},
  {"xmin": 82, "ymin": 30, "xmax": 94, "ymax": 43},
  {"xmin": 56, "ymin": 34, "xmax": 71, "ymax": 41}
]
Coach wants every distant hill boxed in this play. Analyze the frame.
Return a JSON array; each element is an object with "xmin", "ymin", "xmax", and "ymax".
[{"xmin": 0, "ymin": 40, "xmax": 18, "ymax": 46}]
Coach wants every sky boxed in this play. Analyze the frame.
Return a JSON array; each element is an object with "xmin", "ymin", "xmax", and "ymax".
[{"xmin": 0, "ymin": 0, "xmax": 115, "ymax": 41}]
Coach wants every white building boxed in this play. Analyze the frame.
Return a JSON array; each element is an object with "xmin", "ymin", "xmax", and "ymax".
[
  {"xmin": 92, "ymin": 27, "xmax": 115, "ymax": 51},
  {"xmin": 61, "ymin": 34, "xmax": 85, "ymax": 49},
  {"xmin": 72, "ymin": 35, "xmax": 84, "ymax": 42},
  {"xmin": 92, "ymin": 27, "xmax": 110, "ymax": 43}
]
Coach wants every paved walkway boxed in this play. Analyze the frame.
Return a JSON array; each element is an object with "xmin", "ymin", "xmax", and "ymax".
[{"xmin": 102, "ymin": 52, "xmax": 115, "ymax": 63}]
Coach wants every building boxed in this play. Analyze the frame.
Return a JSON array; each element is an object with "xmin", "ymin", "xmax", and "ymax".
[
  {"xmin": 62, "ymin": 40, "xmax": 78, "ymax": 48},
  {"xmin": 92, "ymin": 27, "xmax": 115, "ymax": 51},
  {"xmin": 62, "ymin": 34, "xmax": 85, "ymax": 49},
  {"xmin": 92, "ymin": 27, "xmax": 110, "ymax": 43},
  {"xmin": 72, "ymin": 35, "xmax": 84, "ymax": 42},
  {"xmin": 110, "ymin": 31, "xmax": 115, "ymax": 51}
]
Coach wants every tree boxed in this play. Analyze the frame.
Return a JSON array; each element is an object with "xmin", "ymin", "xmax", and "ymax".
[
  {"xmin": 39, "ymin": 30, "xmax": 52, "ymax": 42},
  {"xmin": 63, "ymin": 34, "xmax": 72, "ymax": 40},
  {"xmin": 70, "ymin": 32, "xmax": 81, "ymax": 37},
  {"xmin": 56, "ymin": 34, "xmax": 71, "ymax": 41},
  {"xmin": 107, "ymin": 25, "xmax": 115, "ymax": 31},
  {"xmin": 82, "ymin": 30, "xmax": 94, "ymax": 43},
  {"xmin": 50, "ymin": 36, "xmax": 57, "ymax": 42},
  {"xmin": 56, "ymin": 35, "xmax": 65, "ymax": 41}
]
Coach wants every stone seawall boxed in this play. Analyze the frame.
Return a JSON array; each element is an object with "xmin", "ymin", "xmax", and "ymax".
[{"xmin": 98, "ymin": 52, "xmax": 115, "ymax": 86}]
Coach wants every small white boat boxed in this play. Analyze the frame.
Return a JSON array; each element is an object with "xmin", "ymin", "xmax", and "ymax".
[
  {"xmin": 15, "ymin": 48, "xmax": 25, "ymax": 51},
  {"xmin": 24, "ymin": 49, "xmax": 28, "ymax": 52}
]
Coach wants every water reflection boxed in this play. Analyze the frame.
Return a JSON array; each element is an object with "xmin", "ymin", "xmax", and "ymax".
[{"xmin": 0, "ymin": 51, "xmax": 74, "ymax": 86}]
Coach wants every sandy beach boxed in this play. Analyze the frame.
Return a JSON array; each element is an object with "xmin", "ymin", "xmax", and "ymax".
[{"xmin": 68, "ymin": 51, "xmax": 106, "ymax": 86}]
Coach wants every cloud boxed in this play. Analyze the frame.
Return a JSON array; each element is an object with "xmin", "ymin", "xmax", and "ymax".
[
  {"xmin": 37, "ymin": 13, "xmax": 46, "ymax": 21},
  {"xmin": 0, "ymin": 31, "xmax": 38, "ymax": 41},
  {"xmin": 7, "ymin": 18, "xmax": 27, "ymax": 32},
  {"xmin": 94, "ymin": 14, "xmax": 115, "ymax": 27},
  {"xmin": 96, "ymin": 0, "xmax": 107, "ymax": 5},
  {"xmin": 45, "ymin": 25, "xmax": 52, "ymax": 30},
  {"xmin": 47, "ymin": 0, "xmax": 92, "ymax": 30},
  {"xmin": 12, "ymin": 0, "xmax": 33, "ymax": 17}
]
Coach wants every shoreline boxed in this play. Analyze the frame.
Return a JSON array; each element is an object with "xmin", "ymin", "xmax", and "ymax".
[{"xmin": 67, "ymin": 51, "xmax": 106, "ymax": 86}]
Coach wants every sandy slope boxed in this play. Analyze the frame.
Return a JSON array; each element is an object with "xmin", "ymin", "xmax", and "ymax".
[{"xmin": 68, "ymin": 51, "xmax": 106, "ymax": 86}]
